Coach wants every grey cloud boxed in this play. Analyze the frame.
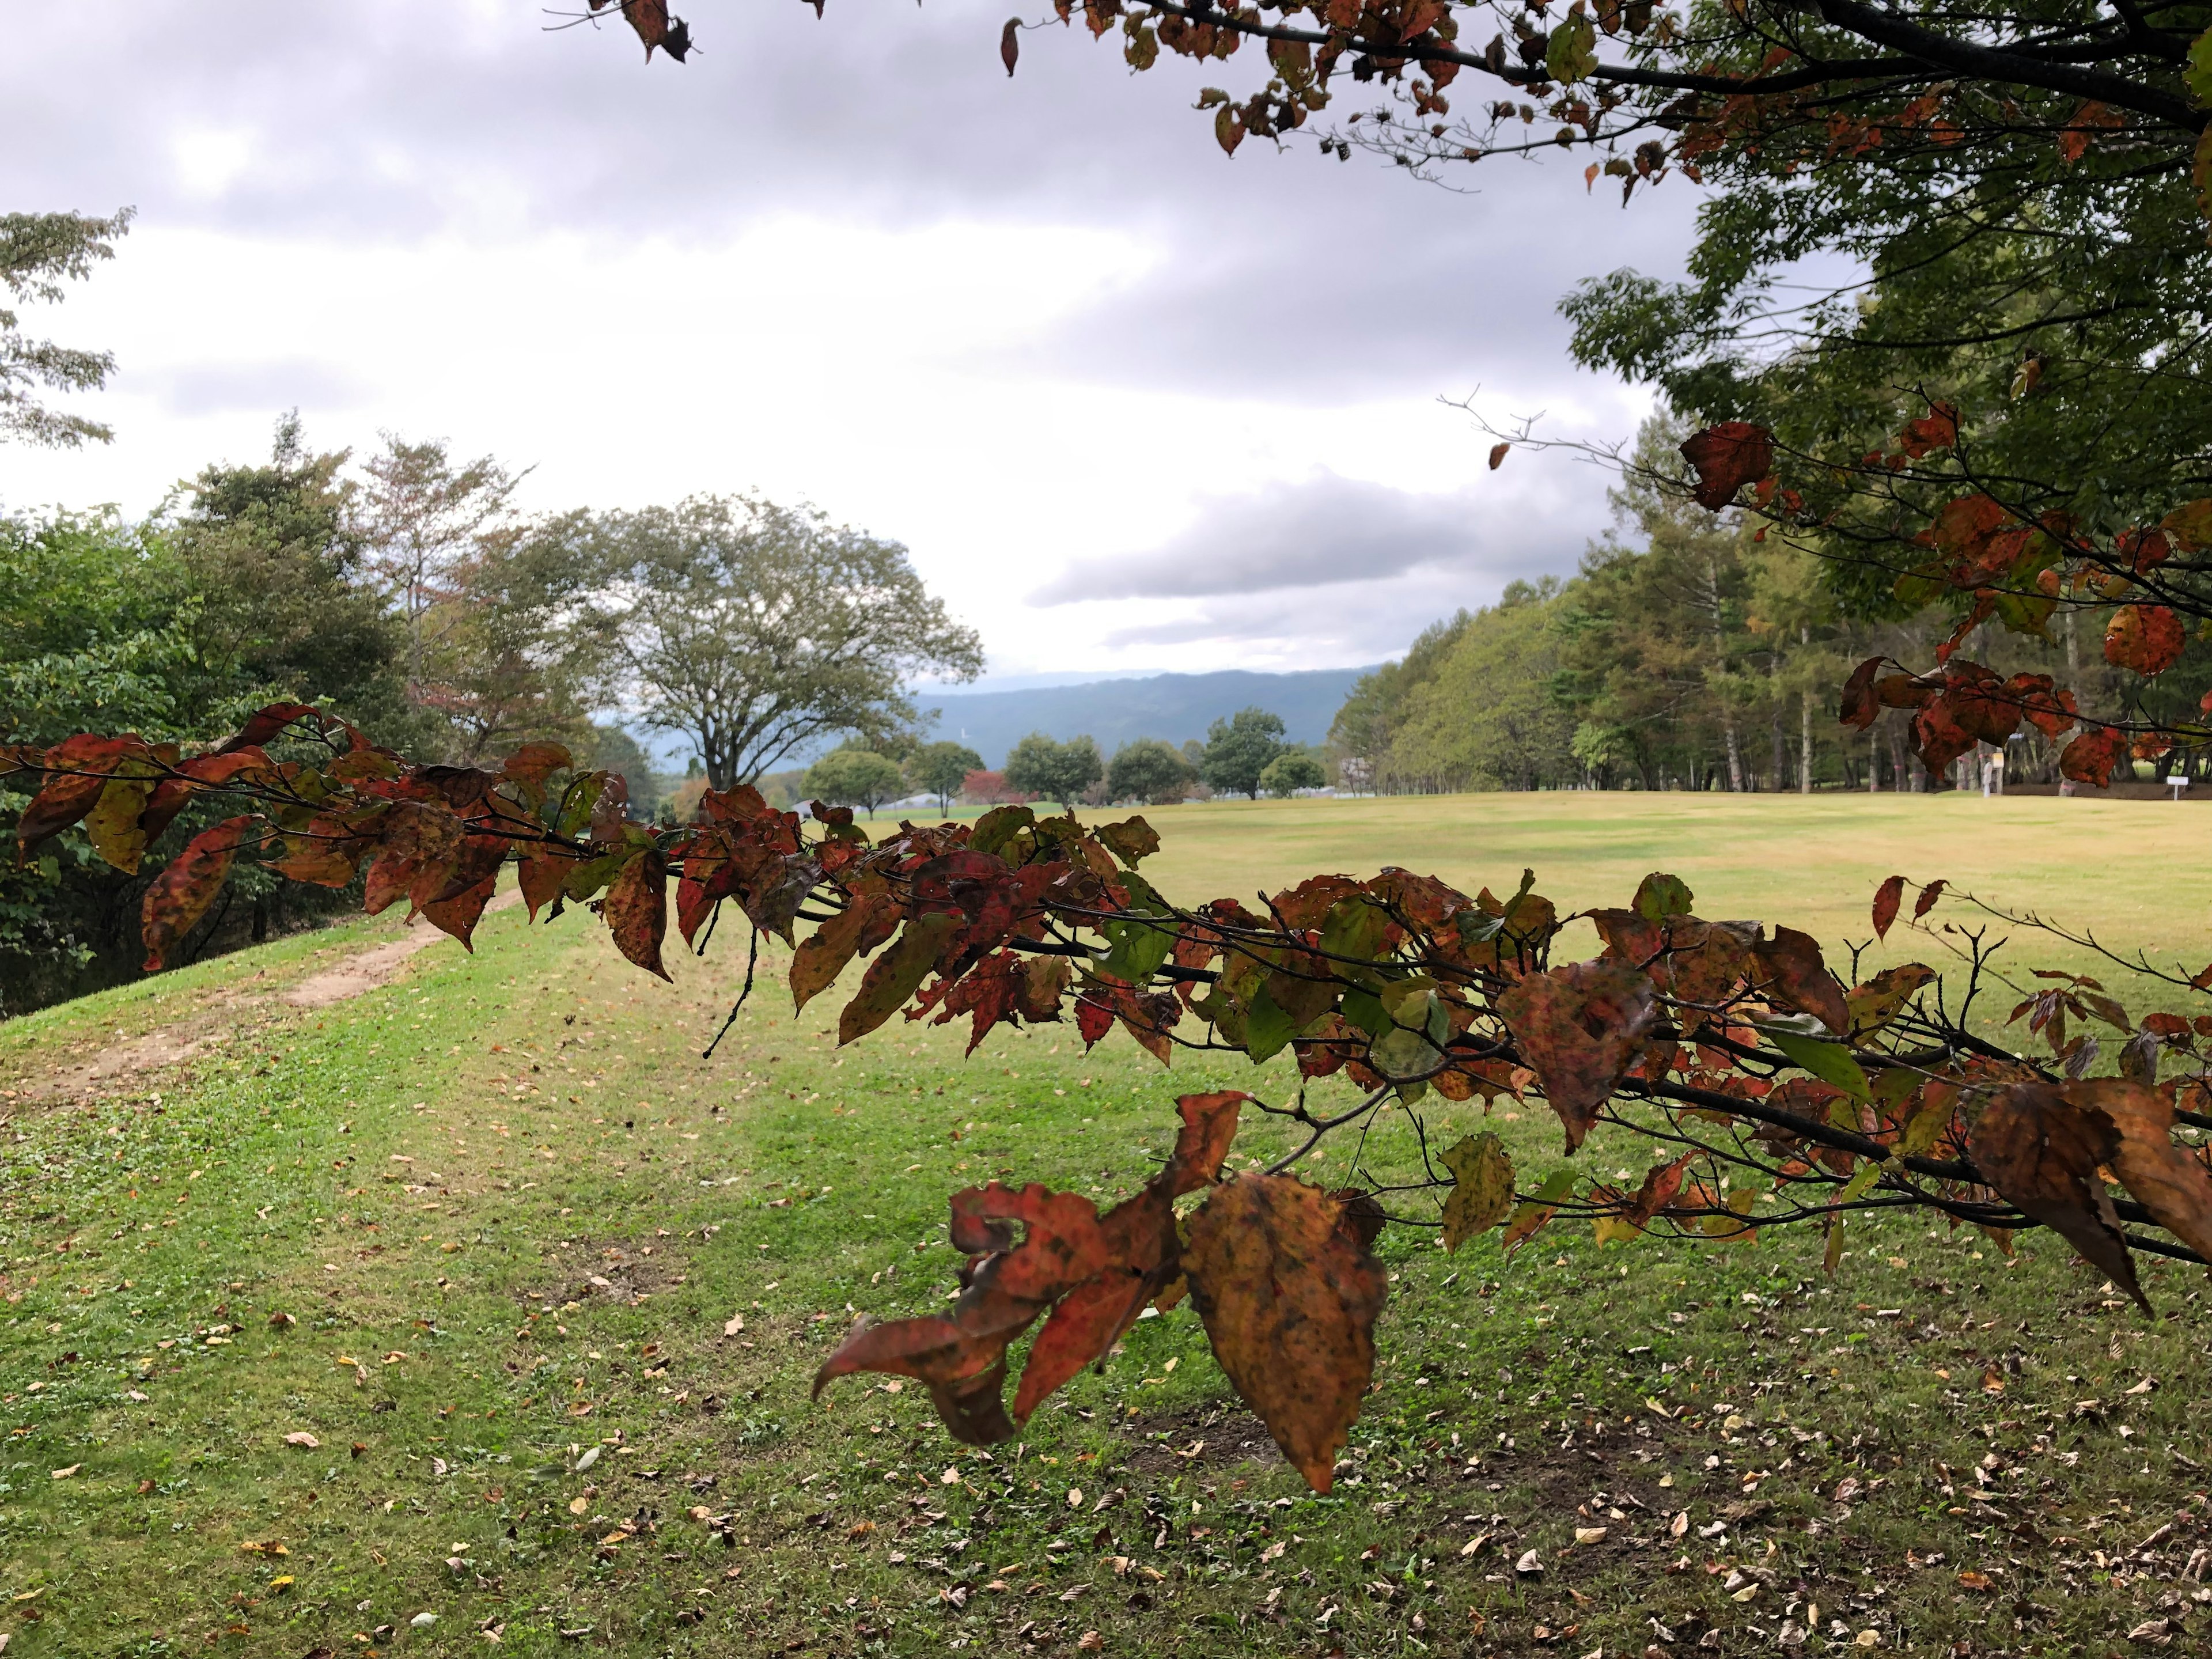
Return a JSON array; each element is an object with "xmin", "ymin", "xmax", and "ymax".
[
  {"xmin": 0, "ymin": 2, "xmax": 1696, "ymax": 409},
  {"xmin": 1033, "ymin": 469, "xmax": 1581, "ymax": 604}
]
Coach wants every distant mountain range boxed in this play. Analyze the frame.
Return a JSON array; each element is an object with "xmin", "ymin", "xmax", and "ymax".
[{"xmin": 918, "ymin": 666, "xmax": 1376, "ymax": 768}]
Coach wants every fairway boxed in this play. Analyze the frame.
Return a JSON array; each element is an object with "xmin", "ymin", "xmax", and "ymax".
[{"xmin": 3, "ymin": 792, "xmax": 2211, "ymax": 1658}]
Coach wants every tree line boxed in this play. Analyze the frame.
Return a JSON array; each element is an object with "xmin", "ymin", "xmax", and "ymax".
[
  {"xmin": 1328, "ymin": 418, "xmax": 2204, "ymax": 796},
  {"xmin": 791, "ymin": 706, "xmax": 1331, "ymax": 817}
]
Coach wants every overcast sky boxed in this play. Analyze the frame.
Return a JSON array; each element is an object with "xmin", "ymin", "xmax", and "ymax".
[{"xmin": 0, "ymin": 0, "xmax": 1696, "ymax": 680}]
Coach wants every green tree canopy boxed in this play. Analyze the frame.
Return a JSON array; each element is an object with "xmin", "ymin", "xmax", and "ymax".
[
  {"xmin": 1200, "ymin": 707, "xmax": 1288, "ymax": 800},
  {"xmin": 1258, "ymin": 749, "xmax": 1328, "ymax": 797},
  {"xmin": 1105, "ymin": 736, "xmax": 1195, "ymax": 805},
  {"xmin": 1003, "ymin": 732, "xmax": 1104, "ymax": 813},
  {"xmin": 1, "ymin": 209, "xmax": 130, "ymax": 448},
  {"xmin": 550, "ymin": 494, "xmax": 982, "ymax": 790},
  {"xmin": 908, "ymin": 740, "xmax": 984, "ymax": 812},
  {"xmin": 803, "ymin": 747, "xmax": 906, "ymax": 817}
]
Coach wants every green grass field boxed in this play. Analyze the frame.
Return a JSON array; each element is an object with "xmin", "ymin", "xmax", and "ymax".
[{"xmin": 4, "ymin": 793, "xmax": 2212, "ymax": 1659}]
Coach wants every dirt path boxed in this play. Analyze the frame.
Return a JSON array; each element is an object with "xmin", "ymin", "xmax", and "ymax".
[
  {"xmin": 281, "ymin": 889, "xmax": 522, "ymax": 1007},
  {"xmin": 6, "ymin": 891, "xmax": 523, "ymax": 1107}
]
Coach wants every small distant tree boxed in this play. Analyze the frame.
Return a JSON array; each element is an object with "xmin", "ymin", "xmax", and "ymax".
[
  {"xmin": 1107, "ymin": 737, "xmax": 1195, "ymax": 805},
  {"xmin": 1200, "ymin": 707, "xmax": 1287, "ymax": 800},
  {"xmin": 1003, "ymin": 732, "xmax": 1104, "ymax": 814},
  {"xmin": 908, "ymin": 740, "xmax": 984, "ymax": 814},
  {"xmin": 357, "ymin": 435, "xmax": 529, "ymax": 698},
  {"xmin": 804, "ymin": 747, "xmax": 904, "ymax": 817},
  {"xmin": 961, "ymin": 769, "xmax": 1030, "ymax": 806},
  {"xmin": 1258, "ymin": 750, "xmax": 1327, "ymax": 798}
]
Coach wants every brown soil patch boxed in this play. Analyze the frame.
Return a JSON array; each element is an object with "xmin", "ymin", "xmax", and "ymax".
[{"xmin": 282, "ymin": 890, "xmax": 521, "ymax": 1007}]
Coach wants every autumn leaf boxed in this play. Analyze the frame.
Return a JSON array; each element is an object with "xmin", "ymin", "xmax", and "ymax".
[
  {"xmin": 1913, "ymin": 878, "xmax": 1946, "ymax": 921},
  {"xmin": 141, "ymin": 816, "xmax": 255, "ymax": 971},
  {"xmin": 1679, "ymin": 422, "xmax": 1774, "ymax": 511},
  {"xmin": 1838, "ymin": 657, "xmax": 1884, "ymax": 730},
  {"xmin": 1440, "ymin": 1132, "xmax": 1514, "ymax": 1250},
  {"xmin": 1497, "ymin": 958, "xmax": 1657, "ymax": 1150},
  {"xmin": 604, "ymin": 846, "xmax": 672, "ymax": 981},
  {"xmin": 1752, "ymin": 926, "xmax": 1849, "ymax": 1036},
  {"xmin": 1969, "ymin": 1083, "xmax": 2147, "ymax": 1312},
  {"xmin": 1544, "ymin": 12, "xmax": 1597, "ymax": 83},
  {"xmin": 1002, "ymin": 16, "xmax": 1020, "ymax": 74},
  {"xmin": 1871, "ymin": 874, "xmax": 1904, "ymax": 940},
  {"xmin": 839, "ymin": 912, "xmax": 959, "ymax": 1045},
  {"xmin": 14, "ymin": 734, "xmax": 139, "ymax": 858},
  {"xmin": 791, "ymin": 890, "xmax": 899, "ymax": 1012},
  {"xmin": 2104, "ymin": 604, "xmax": 2185, "ymax": 676},
  {"xmin": 2068, "ymin": 1079, "xmax": 2212, "ymax": 1266},
  {"xmin": 362, "ymin": 800, "xmax": 464, "ymax": 916},
  {"xmin": 2059, "ymin": 726, "xmax": 2129, "ymax": 788},
  {"xmin": 1488, "ymin": 442, "xmax": 1510, "ymax": 470},
  {"xmin": 1182, "ymin": 1173, "xmax": 1388, "ymax": 1491}
]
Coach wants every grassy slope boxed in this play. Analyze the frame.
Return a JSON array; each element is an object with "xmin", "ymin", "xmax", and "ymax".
[{"xmin": 1, "ymin": 794, "xmax": 2210, "ymax": 1658}]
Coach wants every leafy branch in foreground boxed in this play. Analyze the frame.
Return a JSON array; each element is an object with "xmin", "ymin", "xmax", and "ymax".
[{"xmin": 10, "ymin": 705, "xmax": 2212, "ymax": 1490}]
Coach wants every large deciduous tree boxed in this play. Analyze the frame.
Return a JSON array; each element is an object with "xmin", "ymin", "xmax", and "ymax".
[
  {"xmin": 553, "ymin": 494, "xmax": 982, "ymax": 790},
  {"xmin": 1003, "ymin": 730, "xmax": 1105, "ymax": 812},
  {"xmin": 1199, "ymin": 706, "xmax": 1289, "ymax": 798}
]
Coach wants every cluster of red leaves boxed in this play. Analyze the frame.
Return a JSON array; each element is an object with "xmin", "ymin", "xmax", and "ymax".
[{"xmin": 18, "ymin": 706, "xmax": 2212, "ymax": 1488}]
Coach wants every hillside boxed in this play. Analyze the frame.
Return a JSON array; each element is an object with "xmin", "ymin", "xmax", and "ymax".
[{"xmin": 918, "ymin": 665, "xmax": 1373, "ymax": 766}]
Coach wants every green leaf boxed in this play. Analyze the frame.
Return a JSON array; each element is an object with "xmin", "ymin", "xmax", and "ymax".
[
  {"xmin": 1093, "ymin": 867, "xmax": 1179, "ymax": 982},
  {"xmin": 1546, "ymin": 13, "xmax": 1597, "ymax": 84},
  {"xmin": 1241, "ymin": 980, "xmax": 1301, "ymax": 1063},
  {"xmin": 837, "ymin": 912, "xmax": 959, "ymax": 1046},
  {"xmin": 1441, "ymin": 1132, "xmax": 1516, "ymax": 1251},
  {"xmin": 1632, "ymin": 872, "xmax": 1694, "ymax": 921},
  {"xmin": 1319, "ymin": 894, "xmax": 1391, "ymax": 967},
  {"xmin": 1501, "ymin": 1168, "xmax": 1578, "ymax": 1257},
  {"xmin": 2187, "ymin": 25, "xmax": 2212, "ymax": 108},
  {"xmin": 968, "ymin": 804, "xmax": 1035, "ymax": 859},
  {"xmin": 1340, "ymin": 986, "xmax": 1388, "ymax": 1039},
  {"xmin": 1759, "ymin": 1016, "xmax": 1870, "ymax": 1099},
  {"xmin": 1370, "ymin": 1024, "xmax": 1442, "ymax": 1081},
  {"xmin": 1834, "ymin": 1157, "xmax": 1885, "ymax": 1206}
]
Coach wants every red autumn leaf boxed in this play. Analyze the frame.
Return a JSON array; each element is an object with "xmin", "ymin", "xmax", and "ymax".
[
  {"xmin": 1181, "ymin": 1173, "xmax": 1388, "ymax": 1492},
  {"xmin": 1838, "ymin": 656, "xmax": 1884, "ymax": 730},
  {"xmin": 1910, "ymin": 697, "xmax": 1979, "ymax": 773},
  {"xmin": 1927, "ymin": 494, "xmax": 2026, "ymax": 584},
  {"xmin": 1165, "ymin": 1090, "xmax": 1244, "ymax": 1195},
  {"xmin": 1679, "ymin": 421, "xmax": 1774, "ymax": 510},
  {"xmin": 2059, "ymin": 726, "xmax": 2129, "ymax": 788},
  {"xmin": 500, "ymin": 741, "xmax": 573, "ymax": 791},
  {"xmin": 362, "ymin": 800, "xmax": 464, "ymax": 916},
  {"xmin": 420, "ymin": 875, "xmax": 499, "ymax": 950},
  {"xmin": 838, "ymin": 912, "xmax": 960, "ymax": 1045},
  {"xmin": 1074, "ymin": 990, "xmax": 1116, "ymax": 1049},
  {"xmin": 216, "ymin": 702, "xmax": 324, "ymax": 754},
  {"xmin": 1001, "ymin": 16, "xmax": 1020, "ymax": 74},
  {"xmin": 1495, "ymin": 958, "xmax": 1657, "ymax": 1151},
  {"xmin": 1896, "ymin": 402, "xmax": 1958, "ymax": 458},
  {"xmin": 141, "ymin": 816, "xmax": 255, "ymax": 971},
  {"xmin": 1752, "ymin": 926, "xmax": 1849, "ymax": 1036},
  {"xmin": 517, "ymin": 845, "xmax": 572, "ymax": 920},
  {"xmin": 2068, "ymin": 1079, "xmax": 2212, "ymax": 1267},
  {"xmin": 604, "ymin": 846, "xmax": 672, "ymax": 981},
  {"xmin": 790, "ymin": 890, "xmax": 902, "ymax": 1013},
  {"xmin": 1871, "ymin": 874, "xmax": 1905, "ymax": 941},
  {"xmin": 621, "ymin": 0, "xmax": 669, "ymax": 56},
  {"xmin": 1969, "ymin": 1083, "xmax": 2147, "ymax": 1312},
  {"xmin": 14, "ymin": 734, "xmax": 141, "ymax": 857},
  {"xmin": 1912, "ymin": 878, "xmax": 1946, "ymax": 921},
  {"xmin": 1488, "ymin": 442, "xmax": 1510, "ymax": 471},
  {"xmin": 2104, "ymin": 604, "xmax": 2185, "ymax": 676}
]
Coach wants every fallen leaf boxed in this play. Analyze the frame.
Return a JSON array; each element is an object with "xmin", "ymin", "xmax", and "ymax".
[{"xmin": 283, "ymin": 1431, "xmax": 321, "ymax": 1449}]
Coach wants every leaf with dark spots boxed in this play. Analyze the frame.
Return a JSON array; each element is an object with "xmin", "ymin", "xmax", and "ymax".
[
  {"xmin": 813, "ymin": 1317, "xmax": 1018, "ymax": 1445},
  {"xmin": 1501, "ymin": 1168, "xmax": 1578, "ymax": 1256},
  {"xmin": 420, "ymin": 875, "xmax": 498, "ymax": 950},
  {"xmin": 1753, "ymin": 926, "xmax": 1849, "ymax": 1036},
  {"xmin": 1094, "ymin": 815, "xmax": 1160, "ymax": 867},
  {"xmin": 1075, "ymin": 991, "xmax": 1115, "ymax": 1050},
  {"xmin": 791, "ymin": 891, "xmax": 902, "ymax": 1012},
  {"xmin": 1182, "ymin": 1174, "xmax": 1387, "ymax": 1492},
  {"xmin": 1845, "ymin": 962, "xmax": 1937, "ymax": 1041},
  {"xmin": 2061, "ymin": 725, "xmax": 2129, "ymax": 787},
  {"xmin": 141, "ymin": 816, "xmax": 255, "ymax": 971},
  {"xmin": 2104, "ymin": 604, "xmax": 2185, "ymax": 676},
  {"xmin": 948, "ymin": 1183, "xmax": 1107, "ymax": 1298},
  {"xmin": 2069, "ymin": 1079, "xmax": 2212, "ymax": 1266},
  {"xmin": 1680, "ymin": 421, "xmax": 1774, "ymax": 510},
  {"xmin": 1440, "ymin": 1132, "xmax": 1514, "ymax": 1250},
  {"xmin": 1872, "ymin": 874, "xmax": 1905, "ymax": 940},
  {"xmin": 1497, "ymin": 958, "xmax": 1658, "ymax": 1149},
  {"xmin": 604, "ymin": 846, "xmax": 671, "ymax": 981},
  {"xmin": 362, "ymin": 800, "xmax": 464, "ymax": 916},
  {"xmin": 1013, "ymin": 1269, "xmax": 1156, "ymax": 1421},
  {"xmin": 1165, "ymin": 1090, "xmax": 1244, "ymax": 1194},
  {"xmin": 838, "ymin": 912, "xmax": 959, "ymax": 1045},
  {"xmin": 1969, "ymin": 1084, "xmax": 2147, "ymax": 1312},
  {"xmin": 1911, "ymin": 697, "xmax": 1979, "ymax": 773},
  {"xmin": 1914, "ymin": 878, "xmax": 1946, "ymax": 921},
  {"xmin": 84, "ymin": 772, "xmax": 154, "ymax": 873},
  {"xmin": 1633, "ymin": 872, "xmax": 1694, "ymax": 921},
  {"xmin": 14, "ymin": 734, "xmax": 139, "ymax": 858}
]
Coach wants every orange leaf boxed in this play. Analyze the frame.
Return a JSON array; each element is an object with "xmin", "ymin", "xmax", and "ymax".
[
  {"xmin": 2069, "ymin": 1079, "xmax": 2212, "ymax": 1266},
  {"xmin": 1679, "ymin": 422, "xmax": 1773, "ymax": 510},
  {"xmin": 604, "ymin": 847, "xmax": 671, "ymax": 980},
  {"xmin": 2104, "ymin": 604, "xmax": 2184, "ymax": 676},
  {"xmin": 1181, "ymin": 1174, "xmax": 1387, "ymax": 1492},
  {"xmin": 1497, "ymin": 959, "xmax": 1658, "ymax": 1150},
  {"xmin": 1871, "ymin": 874, "xmax": 1904, "ymax": 941},
  {"xmin": 1968, "ymin": 1083, "xmax": 2147, "ymax": 1312},
  {"xmin": 141, "ymin": 816, "xmax": 255, "ymax": 971}
]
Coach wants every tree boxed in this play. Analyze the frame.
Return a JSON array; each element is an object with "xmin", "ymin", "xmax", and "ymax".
[
  {"xmin": 803, "ymin": 747, "xmax": 906, "ymax": 816},
  {"xmin": 908, "ymin": 740, "xmax": 984, "ymax": 813},
  {"xmin": 24, "ymin": 706, "xmax": 2212, "ymax": 1497},
  {"xmin": 1257, "ymin": 749, "xmax": 1327, "ymax": 797},
  {"xmin": 1107, "ymin": 736, "xmax": 1195, "ymax": 805},
  {"xmin": 1199, "ymin": 707, "xmax": 1287, "ymax": 799},
  {"xmin": 1003, "ymin": 732, "xmax": 1104, "ymax": 813},
  {"xmin": 357, "ymin": 435, "xmax": 529, "ymax": 699},
  {"xmin": 554, "ymin": 494, "xmax": 982, "ymax": 790},
  {"xmin": 1, "ymin": 209, "xmax": 130, "ymax": 448}
]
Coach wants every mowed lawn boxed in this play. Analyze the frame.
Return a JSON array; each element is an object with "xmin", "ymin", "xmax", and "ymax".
[{"xmin": 2, "ymin": 791, "xmax": 2211, "ymax": 1659}]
